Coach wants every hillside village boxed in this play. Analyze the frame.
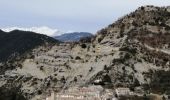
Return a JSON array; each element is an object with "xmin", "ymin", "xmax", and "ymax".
[
  {"xmin": 45, "ymin": 86, "xmax": 144, "ymax": 100},
  {"xmin": 0, "ymin": 5, "xmax": 170, "ymax": 100}
]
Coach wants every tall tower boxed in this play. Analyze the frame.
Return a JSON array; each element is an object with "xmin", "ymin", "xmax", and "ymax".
[{"xmin": 51, "ymin": 91, "xmax": 56, "ymax": 100}]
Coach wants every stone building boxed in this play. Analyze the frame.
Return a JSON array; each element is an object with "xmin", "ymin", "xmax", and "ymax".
[
  {"xmin": 46, "ymin": 86, "xmax": 104, "ymax": 100},
  {"xmin": 115, "ymin": 88, "xmax": 131, "ymax": 96}
]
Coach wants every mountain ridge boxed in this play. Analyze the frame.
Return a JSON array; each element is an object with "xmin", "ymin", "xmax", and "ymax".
[
  {"xmin": 1, "ymin": 26, "xmax": 63, "ymax": 36},
  {"xmin": 54, "ymin": 32, "xmax": 93, "ymax": 42},
  {"xmin": 0, "ymin": 30, "xmax": 59, "ymax": 62}
]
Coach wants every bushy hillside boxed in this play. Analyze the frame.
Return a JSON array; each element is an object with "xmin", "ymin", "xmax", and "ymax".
[
  {"xmin": 0, "ymin": 30, "xmax": 59, "ymax": 62},
  {"xmin": 90, "ymin": 5, "xmax": 170, "ymax": 90}
]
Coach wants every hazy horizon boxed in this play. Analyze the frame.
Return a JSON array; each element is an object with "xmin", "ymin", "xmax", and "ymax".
[{"xmin": 0, "ymin": 0, "xmax": 170, "ymax": 35}]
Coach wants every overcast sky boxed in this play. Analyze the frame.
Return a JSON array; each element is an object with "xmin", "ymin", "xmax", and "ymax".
[{"xmin": 0, "ymin": 0, "xmax": 170, "ymax": 33}]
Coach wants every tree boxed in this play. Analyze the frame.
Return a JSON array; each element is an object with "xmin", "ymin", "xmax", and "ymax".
[
  {"xmin": 81, "ymin": 43, "xmax": 87, "ymax": 49},
  {"xmin": 75, "ymin": 56, "xmax": 81, "ymax": 60}
]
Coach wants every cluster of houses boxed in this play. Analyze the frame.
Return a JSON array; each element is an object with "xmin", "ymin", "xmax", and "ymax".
[{"xmin": 45, "ymin": 86, "xmax": 135, "ymax": 100}]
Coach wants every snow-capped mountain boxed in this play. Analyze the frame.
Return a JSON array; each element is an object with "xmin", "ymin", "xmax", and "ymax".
[{"xmin": 1, "ymin": 26, "xmax": 64, "ymax": 36}]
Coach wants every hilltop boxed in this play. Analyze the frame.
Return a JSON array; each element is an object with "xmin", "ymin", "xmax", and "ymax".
[{"xmin": 0, "ymin": 30, "xmax": 59, "ymax": 62}]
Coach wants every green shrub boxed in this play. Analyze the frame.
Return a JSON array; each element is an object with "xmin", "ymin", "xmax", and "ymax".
[
  {"xmin": 75, "ymin": 56, "xmax": 81, "ymax": 60},
  {"xmin": 81, "ymin": 44, "xmax": 87, "ymax": 48}
]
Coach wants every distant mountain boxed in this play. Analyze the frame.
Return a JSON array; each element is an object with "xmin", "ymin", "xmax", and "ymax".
[
  {"xmin": 0, "ymin": 30, "xmax": 59, "ymax": 62},
  {"xmin": 54, "ymin": 32, "xmax": 93, "ymax": 42}
]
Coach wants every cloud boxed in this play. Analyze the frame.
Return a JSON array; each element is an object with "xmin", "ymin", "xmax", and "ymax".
[{"xmin": 1, "ymin": 26, "xmax": 64, "ymax": 36}]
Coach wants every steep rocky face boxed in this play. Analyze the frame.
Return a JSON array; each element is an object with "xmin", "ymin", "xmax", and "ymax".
[
  {"xmin": 90, "ymin": 5, "xmax": 170, "ymax": 90},
  {"xmin": 1, "ymin": 5, "xmax": 170, "ymax": 100}
]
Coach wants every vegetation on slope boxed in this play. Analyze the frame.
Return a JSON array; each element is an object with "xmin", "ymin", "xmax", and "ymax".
[{"xmin": 0, "ymin": 30, "xmax": 59, "ymax": 62}]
